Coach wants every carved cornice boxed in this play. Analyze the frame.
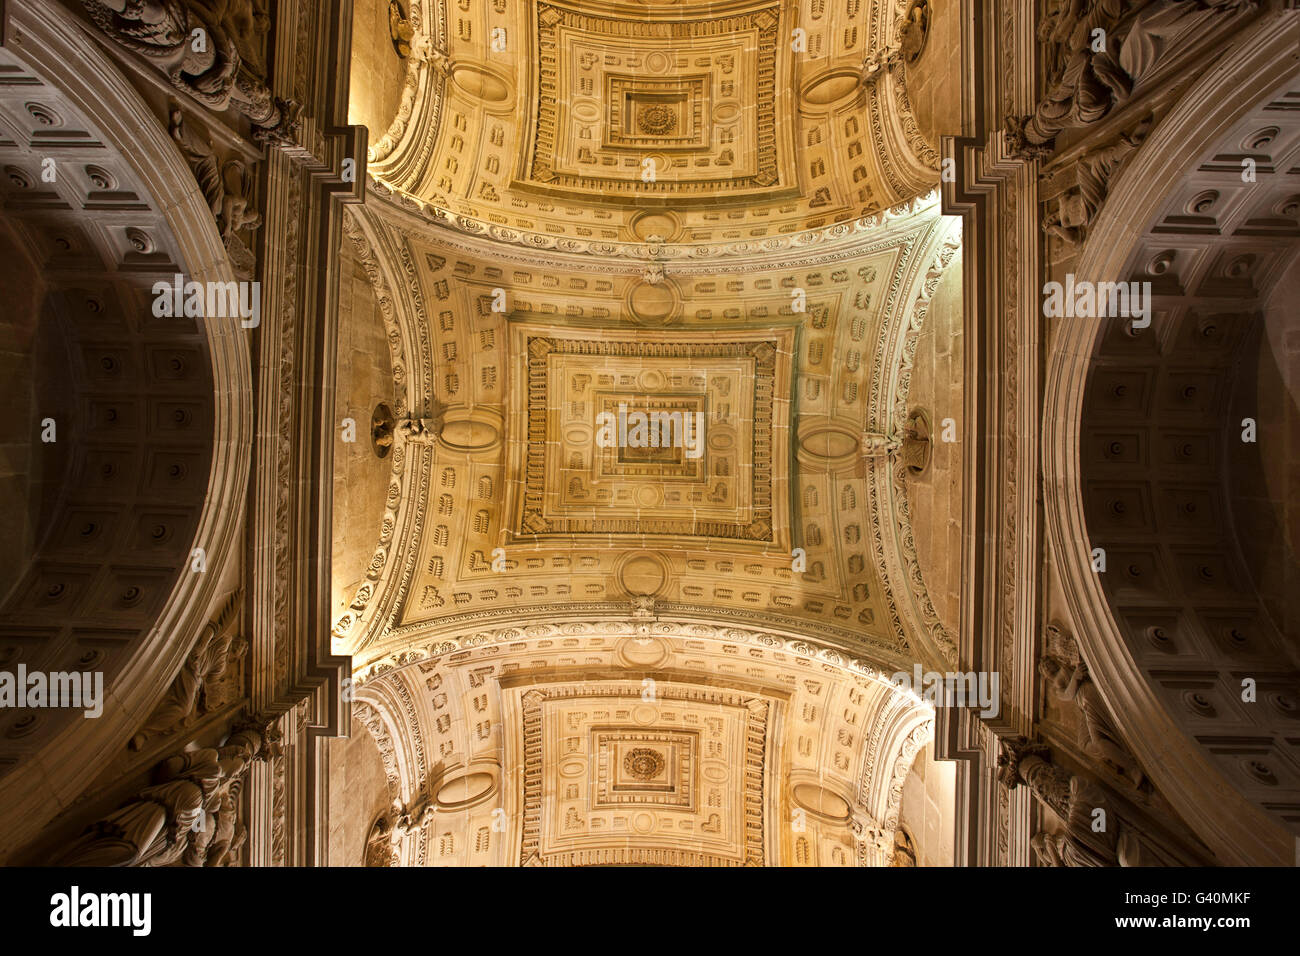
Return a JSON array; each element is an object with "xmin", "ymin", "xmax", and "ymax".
[{"xmin": 367, "ymin": 179, "xmax": 945, "ymax": 271}]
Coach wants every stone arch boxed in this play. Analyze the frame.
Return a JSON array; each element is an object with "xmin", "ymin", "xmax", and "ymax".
[
  {"xmin": 866, "ymin": 213, "xmax": 963, "ymax": 668},
  {"xmin": 0, "ymin": 1, "xmax": 253, "ymax": 859},
  {"xmin": 1042, "ymin": 18, "xmax": 1300, "ymax": 865}
]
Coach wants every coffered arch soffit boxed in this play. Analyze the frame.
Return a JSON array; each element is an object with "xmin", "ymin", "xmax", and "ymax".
[
  {"xmin": 0, "ymin": 1, "xmax": 253, "ymax": 856},
  {"xmin": 1043, "ymin": 19, "xmax": 1300, "ymax": 865}
]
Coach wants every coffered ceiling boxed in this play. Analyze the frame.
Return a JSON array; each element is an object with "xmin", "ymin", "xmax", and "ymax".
[
  {"xmin": 335, "ymin": 193, "xmax": 959, "ymax": 669},
  {"xmin": 353, "ymin": 619, "xmax": 933, "ymax": 866},
  {"xmin": 361, "ymin": 0, "xmax": 943, "ymax": 250},
  {"xmin": 333, "ymin": 0, "xmax": 962, "ymax": 866}
]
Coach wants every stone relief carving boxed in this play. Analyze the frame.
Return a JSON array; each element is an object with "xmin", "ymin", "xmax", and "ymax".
[
  {"xmin": 169, "ymin": 108, "xmax": 262, "ymax": 279},
  {"xmin": 1009, "ymin": 0, "xmax": 1251, "ymax": 155},
  {"xmin": 862, "ymin": 430, "xmax": 903, "ymax": 458},
  {"xmin": 861, "ymin": 46, "xmax": 903, "ymax": 86},
  {"xmin": 889, "ymin": 827, "xmax": 917, "ymax": 866},
  {"xmin": 864, "ymin": 413, "xmax": 932, "ymax": 472},
  {"xmin": 1040, "ymin": 624, "xmax": 1145, "ymax": 788},
  {"xmin": 364, "ymin": 815, "xmax": 395, "ymax": 866},
  {"xmin": 1043, "ymin": 115, "xmax": 1153, "ymax": 246},
  {"xmin": 61, "ymin": 718, "xmax": 279, "ymax": 866},
  {"xmin": 79, "ymin": 0, "xmax": 296, "ymax": 136},
  {"xmin": 898, "ymin": 0, "xmax": 931, "ymax": 65},
  {"xmin": 372, "ymin": 403, "xmax": 397, "ymax": 458},
  {"xmin": 130, "ymin": 589, "xmax": 247, "ymax": 750},
  {"xmin": 398, "ymin": 405, "xmax": 447, "ymax": 445},
  {"xmin": 900, "ymin": 409, "xmax": 932, "ymax": 474},
  {"xmin": 389, "ymin": 0, "xmax": 416, "ymax": 59},
  {"xmin": 997, "ymin": 736, "xmax": 1146, "ymax": 866}
]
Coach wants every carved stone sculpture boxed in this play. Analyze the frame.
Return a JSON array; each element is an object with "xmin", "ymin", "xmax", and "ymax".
[
  {"xmin": 898, "ymin": 0, "xmax": 931, "ymax": 65},
  {"xmin": 399, "ymin": 414, "xmax": 443, "ymax": 445},
  {"xmin": 860, "ymin": 46, "xmax": 902, "ymax": 86},
  {"xmin": 889, "ymin": 828, "xmax": 917, "ymax": 866},
  {"xmin": 80, "ymin": 0, "xmax": 287, "ymax": 131},
  {"xmin": 130, "ymin": 589, "xmax": 247, "ymax": 750},
  {"xmin": 365, "ymin": 816, "xmax": 395, "ymax": 867},
  {"xmin": 391, "ymin": 793, "xmax": 435, "ymax": 835},
  {"xmin": 389, "ymin": 0, "xmax": 415, "ymax": 58},
  {"xmin": 169, "ymin": 109, "xmax": 261, "ymax": 278},
  {"xmin": 1043, "ymin": 116, "xmax": 1152, "ymax": 245},
  {"xmin": 861, "ymin": 430, "xmax": 902, "ymax": 459},
  {"xmin": 900, "ymin": 409, "xmax": 932, "ymax": 474},
  {"xmin": 1040, "ymin": 624, "xmax": 1145, "ymax": 786},
  {"xmin": 998, "ymin": 736, "xmax": 1146, "ymax": 867},
  {"xmin": 1011, "ymin": 0, "xmax": 1249, "ymax": 153},
  {"xmin": 62, "ymin": 718, "xmax": 279, "ymax": 866}
]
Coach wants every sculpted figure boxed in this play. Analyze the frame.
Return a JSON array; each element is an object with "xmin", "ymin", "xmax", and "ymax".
[
  {"xmin": 1040, "ymin": 625, "xmax": 1145, "ymax": 786},
  {"xmin": 862, "ymin": 430, "xmax": 902, "ymax": 459},
  {"xmin": 131, "ymin": 590, "xmax": 246, "ymax": 749},
  {"xmin": 389, "ymin": 0, "xmax": 415, "ymax": 58},
  {"xmin": 860, "ymin": 46, "xmax": 901, "ymax": 86},
  {"xmin": 1021, "ymin": 0, "xmax": 1130, "ymax": 146},
  {"xmin": 1043, "ymin": 116, "xmax": 1151, "ymax": 244},
  {"xmin": 169, "ymin": 110, "xmax": 261, "ymax": 276},
  {"xmin": 999, "ymin": 737, "xmax": 1136, "ymax": 867},
  {"xmin": 62, "ymin": 720, "xmax": 277, "ymax": 866},
  {"xmin": 81, "ymin": 0, "xmax": 287, "ymax": 131},
  {"xmin": 898, "ymin": 0, "xmax": 930, "ymax": 64},
  {"xmin": 1018, "ymin": 0, "xmax": 1250, "ymax": 151}
]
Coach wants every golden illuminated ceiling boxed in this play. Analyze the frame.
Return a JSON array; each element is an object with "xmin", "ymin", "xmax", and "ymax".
[
  {"xmin": 336, "ymin": 194, "xmax": 959, "ymax": 668},
  {"xmin": 335, "ymin": 0, "xmax": 963, "ymax": 867},
  {"xmin": 361, "ymin": 0, "xmax": 943, "ymax": 249},
  {"xmin": 352, "ymin": 619, "xmax": 933, "ymax": 866}
]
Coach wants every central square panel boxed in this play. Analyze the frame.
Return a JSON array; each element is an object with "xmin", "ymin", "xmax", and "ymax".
[
  {"xmin": 512, "ymin": 683, "xmax": 771, "ymax": 866},
  {"xmin": 593, "ymin": 728, "xmax": 697, "ymax": 808},
  {"xmin": 521, "ymin": 0, "xmax": 796, "ymax": 202},
  {"xmin": 606, "ymin": 75, "xmax": 709, "ymax": 150},
  {"xmin": 505, "ymin": 324, "xmax": 795, "ymax": 546}
]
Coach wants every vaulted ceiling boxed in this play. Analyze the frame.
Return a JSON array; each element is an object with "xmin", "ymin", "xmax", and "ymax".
[
  {"xmin": 334, "ymin": 0, "xmax": 963, "ymax": 865},
  {"xmin": 336, "ymin": 194, "xmax": 960, "ymax": 668},
  {"xmin": 354, "ymin": 0, "xmax": 950, "ymax": 248}
]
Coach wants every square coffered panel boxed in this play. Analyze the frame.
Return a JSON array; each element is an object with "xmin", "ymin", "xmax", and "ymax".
[
  {"xmin": 516, "ymin": 683, "xmax": 771, "ymax": 866},
  {"xmin": 522, "ymin": 0, "xmax": 797, "ymax": 202},
  {"xmin": 592, "ymin": 728, "xmax": 697, "ymax": 809},
  {"xmin": 505, "ymin": 324, "xmax": 794, "ymax": 546},
  {"xmin": 605, "ymin": 75, "xmax": 709, "ymax": 151}
]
